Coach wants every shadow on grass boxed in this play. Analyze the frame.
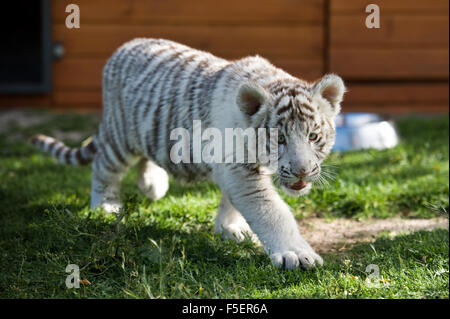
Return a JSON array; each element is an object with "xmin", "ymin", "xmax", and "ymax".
[{"xmin": 1, "ymin": 192, "xmax": 448, "ymax": 298}]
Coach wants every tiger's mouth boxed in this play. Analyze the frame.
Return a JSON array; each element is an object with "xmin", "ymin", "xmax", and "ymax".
[
  {"xmin": 289, "ymin": 178, "xmax": 309, "ymax": 190},
  {"xmin": 279, "ymin": 176, "xmax": 312, "ymax": 196}
]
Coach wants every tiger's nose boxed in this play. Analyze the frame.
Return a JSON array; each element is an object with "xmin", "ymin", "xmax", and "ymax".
[
  {"xmin": 293, "ymin": 169, "xmax": 309, "ymax": 178},
  {"xmin": 292, "ymin": 168, "xmax": 308, "ymax": 178},
  {"xmin": 293, "ymin": 164, "xmax": 318, "ymax": 178}
]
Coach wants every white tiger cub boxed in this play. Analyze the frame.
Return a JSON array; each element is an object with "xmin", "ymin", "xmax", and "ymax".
[{"xmin": 32, "ymin": 38, "xmax": 345, "ymax": 270}]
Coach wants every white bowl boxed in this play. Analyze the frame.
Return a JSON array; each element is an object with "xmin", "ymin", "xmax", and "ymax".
[{"xmin": 333, "ymin": 113, "xmax": 399, "ymax": 151}]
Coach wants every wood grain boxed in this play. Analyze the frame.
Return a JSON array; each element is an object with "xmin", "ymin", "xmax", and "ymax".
[
  {"xmin": 331, "ymin": 0, "xmax": 449, "ymax": 13},
  {"xmin": 345, "ymin": 83, "xmax": 449, "ymax": 104},
  {"xmin": 53, "ymin": 24, "xmax": 323, "ymax": 59},
  {"xmin": 53, "ymin": 0, "xmax": 324, "ymax": 25},
  {"xmin": 0, "ymin": 95, "xmax": 51, "ymax": 108},
  {"xmin": 342, "ymin": 104, "xmax": 448, "ymax": 114},
  {"xmin": 330, "ymin": 15, "xmax": 449, "ymax": 46},
  {"xmin": 330, "ymin": 48, "xmax": 449, "ymax": 79},
  {"xmin": 52, "ymin": 56, "xmax": 323, "ymax": 91},
  {"xmin": 2, "ymin": 0, "xmax": 448, "ymax": 114}
]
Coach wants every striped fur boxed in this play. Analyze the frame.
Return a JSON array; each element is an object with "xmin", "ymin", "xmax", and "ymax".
[
  {"xmin": 32, "ymin": 38, "xmax": 346, "ymax": 269},
  {"xmin": 31, "ymin": 134, "xmax": 97, "ymax": 165}
]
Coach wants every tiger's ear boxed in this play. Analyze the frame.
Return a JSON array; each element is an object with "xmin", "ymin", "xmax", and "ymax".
[
  {"xmin": 236, "ymin": 83, "xmax": 269, "ymax": 117},
  {"xmin": 312, "ymin": 74, "xmax": 346, "ymax": 117}
]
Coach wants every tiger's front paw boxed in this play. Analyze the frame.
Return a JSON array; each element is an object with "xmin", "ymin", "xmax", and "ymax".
[
  {"xmin": 270, "ymin": 249, "xmax": 323, "ymax": 270},
  {"xmin": 91, "ymin": 196, "xmax": 122, "ymax": 214},
  {"xmin": 100, "ymin": 200, "xmax": 122, "ymax": 214},
  {"xmin": 216, "ymin": 222, "xmax": 259, "ymax": 244}
]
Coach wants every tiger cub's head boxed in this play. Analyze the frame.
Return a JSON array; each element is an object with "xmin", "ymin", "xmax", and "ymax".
[{"xmin": 236, "ymin": 74, "xmax": 345, "ymax": 196}]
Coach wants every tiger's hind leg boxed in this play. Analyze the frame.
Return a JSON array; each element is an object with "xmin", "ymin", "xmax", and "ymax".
[
  {"xmin": 90, "ymin": 144, "xmax": 137, "ymax": 213},
  {"xmin": 137, "ymin": 159, "xmax": 169, "ymax": 201}
]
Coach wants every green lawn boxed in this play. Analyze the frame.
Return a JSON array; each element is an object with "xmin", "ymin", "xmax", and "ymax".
[{"xmin": 0, "ymin": 111, "xmax": 448, "ymax": 298}]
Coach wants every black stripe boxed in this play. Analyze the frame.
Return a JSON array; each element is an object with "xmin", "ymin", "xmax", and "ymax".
[
  {"xmin": 75, "ymin": 149, "xmax": 88, "ymax": 165},
  {"xmin": 166, "ymin": 54, "xmax": 197, "ymax": 160},
  {"xmin": 65, "ymin": 149, "xmax": 72, "ymax": 164},
  {"xmin": 98, "ymin": 144, "xmax": 117, "ymax": 172},
  {"xmin": 180, "ymin": 58, "xmax": 209, "ymax": 177},
  {"xmin": 141, "ymin": 49, "xmax": 180, "ymax": 157},
  {"xmin": 114, "ymin": 43, "xmax": 145, "ymax": 157},
  {"xmin": 110, "ymin": 141, "xmax": 127, "ymax": 166},
  {"xmin": 133, "ymin": 45, "xmax": 175, "ymax": 150},
  {"xmin": 277, "ymin": 102, "xmax": 292, "ymax": 116},
  {"xmin": 99, "ymin": 155, "xmax": 120, "ymax": 174},
  {"xmin": 141, "ymin": 45, "xmax": 179, "ymax": 120},
  {"xmin": 86, "ymin": 141, "xmax": 97, "ymax": 154},
  {"xmin": 276, "ymin": 117, "xmax": 286, "ymax": 128},
  {"xmin": 47, "ymin": 141, "xmax": 58, "ymax": 153},
  {"xmin": 298, "ymin": 109, "xmax": 315, "ymax": 121},
  {"xmin": 148, "ymin": 49, "xmax": 189, "ymax": 158},
  {"xmin": 241, "ymin": 188, "xmax": 267, "ymax": 198},
  {"xmin": 272, "ymin": 94, "xmax": 286, "ymax": 109},
  {"xmin": 54, "ymin": 145, "xmax": 64, "ymax": 158},
  {"xmin": 301, "ymin": 102, "xmax": 315, "ymax": 113},
  {"xmin": 151, "ymin": 56, "xmax": 180, "ymax": 155}
]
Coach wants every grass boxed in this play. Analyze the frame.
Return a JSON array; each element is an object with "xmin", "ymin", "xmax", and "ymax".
[{"xmin": 0, "ymin": 110, "xmax": 448, "ymax": 298}]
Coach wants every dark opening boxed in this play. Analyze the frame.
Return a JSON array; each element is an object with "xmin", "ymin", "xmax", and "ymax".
[{"xmin": 0, "ymin": 0, "xmax": 51, "ymax": 94}]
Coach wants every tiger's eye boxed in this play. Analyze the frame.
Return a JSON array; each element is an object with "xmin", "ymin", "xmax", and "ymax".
[
  {"xmin": 278, "ymin": 134, "xmax": 286, "ymax": 144},
  {"xmin": 309, "ymin": 133, "xmax": 318, "ymax": 141}
]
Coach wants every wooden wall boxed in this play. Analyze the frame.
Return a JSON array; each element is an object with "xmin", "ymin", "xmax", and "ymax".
[
  {"xmin": 330, "ymin": 0, "xmax": 449, "ymax": 113},
  {"xmin": 0, "ymin": 0, "xmax": 448, "ymax": 113}
]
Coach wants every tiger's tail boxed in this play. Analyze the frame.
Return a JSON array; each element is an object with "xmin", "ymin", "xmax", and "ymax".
[{"xmin": 30, "ymin": 134, "xmax": 98, "ymax": 165}]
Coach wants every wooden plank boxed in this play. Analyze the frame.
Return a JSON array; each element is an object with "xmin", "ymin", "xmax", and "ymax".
[
  {"xmin": 342, "ymin": 104, "xmax": 448, "ymax": 114},
  {"xmin": 53, "ymin": 56, "xmax": 323, "ymax": 90},
  {"xmin": 53, "ymin": 58, "xmax": 106, "ymax": 90},
  {"xmin": 50, "ymin": 102, "xmax": 448, "ymax": 113},
  {"xmin": 330, "ymin": 15, "xmax": 449, "ymax": 46},
  {"xmin": 0, "ymin": 95, "xmax": 51, "ymax": 108},
  {"xmin": 50, "ymin": 105, "xmax": 102, "ymax": 112},
  {"xmin": 50, "ymin": 99, "xmax": 448, "ymax": 113},
  {"xmin": 342, "ymin": 82, "xmax": 449, "ymax": 114},
  {"xmin": 275, "ymin": 58, "xmax": 324, "ymax": 81},
  {"xmin": 52, "ymin": 91, "xmax": 102, "ymax": 107},
  {"xmin": 329, "ymin": 48, "xmax": 449, "ymax": 79},
  {"xmin": 50, "ymin": 57, "xmax": 323, "ymax": 110},
  {"xmin": 53, "ymin": 24, "xmax": 323, "ymax": 59},
  {"xmin": 53, "ymin": 0, "xmax": 324, "ymax": 25},
  {"xmin": 51, "ymin": 85, "xmax": 450, "ymax": 113},
  {"xmin": 331, "ymin": 0, "xmax": 449, "ymax": 14},
  {"xmin": 344, "ymin": 83, "xmax": 449, "ymax": 104}
]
